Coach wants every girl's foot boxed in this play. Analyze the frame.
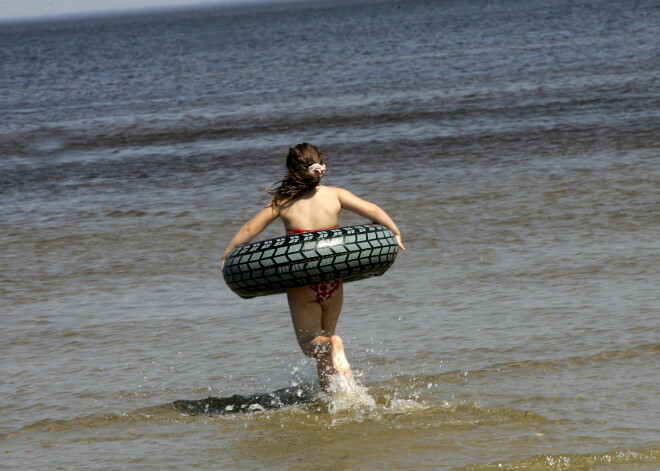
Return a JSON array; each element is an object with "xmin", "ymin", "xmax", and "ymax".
[{"xmin": 330, "ymin": 335, "xmax": 352, "ymax": 378}]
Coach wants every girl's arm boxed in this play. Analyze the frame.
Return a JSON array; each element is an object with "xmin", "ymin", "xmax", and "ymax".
[
  {"xmin": 221, "ymin": 204, "xmax": 279, "ymax": 268},
  {"xmin": 337, "ymin": 188, "xmax": 406, "ymax": 250}
]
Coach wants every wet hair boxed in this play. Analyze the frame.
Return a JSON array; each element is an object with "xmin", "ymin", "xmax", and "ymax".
[{"xmin": 268, "ymin": 143, "xmax": 325, "ymax": 208}]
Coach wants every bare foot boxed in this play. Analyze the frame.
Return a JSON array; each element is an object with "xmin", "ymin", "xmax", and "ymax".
[
  {"xmin": 330, "ymin": 335, "xmax": 352, "ymax": 378},
  {"xmin": 306, "ymin": 335, "xmax": 352, "ymax": 391}
]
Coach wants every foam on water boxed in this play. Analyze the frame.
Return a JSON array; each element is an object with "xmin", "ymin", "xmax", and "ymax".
[{"xmin": 325, "ymin": 373, "xmax": 377, "ymax": 414}]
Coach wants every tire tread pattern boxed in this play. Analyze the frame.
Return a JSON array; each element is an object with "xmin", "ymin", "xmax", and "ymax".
[{"xmin": 222, "ymin": 224, "xmax": 398, "ymax": 299}]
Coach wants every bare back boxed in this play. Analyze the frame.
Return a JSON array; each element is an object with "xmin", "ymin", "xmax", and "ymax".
[{"xmin": 278, "ymin": 185, "xmax": 341, "ymax": 231}]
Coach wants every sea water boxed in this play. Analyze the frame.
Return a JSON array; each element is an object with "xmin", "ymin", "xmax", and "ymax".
[{"xmin": 1, "ymin": 0, "xmax": 658, "ymax": 469}]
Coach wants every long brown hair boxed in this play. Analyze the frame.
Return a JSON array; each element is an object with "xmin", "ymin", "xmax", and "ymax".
[{"xmin": 268, "ymin": 143, "xmax": 325, "ymax": 208}]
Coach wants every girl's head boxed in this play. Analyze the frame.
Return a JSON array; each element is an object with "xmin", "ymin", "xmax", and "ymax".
[
  {"xmin": 269, "ymin": 143, "xmax": 326, "ymax": 207},
  {"xmin": 285, "ymin": 142, "xmax": 325, "ymax": 176}
]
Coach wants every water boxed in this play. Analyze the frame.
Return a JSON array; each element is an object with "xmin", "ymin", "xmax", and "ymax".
[{"xmin": 1, "ymin": 0, "xmax": 658, "ymax": 469}]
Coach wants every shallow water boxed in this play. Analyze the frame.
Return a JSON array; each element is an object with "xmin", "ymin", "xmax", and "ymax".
[{"xmin": 1, "ymin": 0, "xmax": 659, "ymax": 469}]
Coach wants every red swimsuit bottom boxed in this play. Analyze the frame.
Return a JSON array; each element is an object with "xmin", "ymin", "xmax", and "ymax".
[{"xmin": 287, "ymin": 226, "xmax": 343, "ymax": 302}]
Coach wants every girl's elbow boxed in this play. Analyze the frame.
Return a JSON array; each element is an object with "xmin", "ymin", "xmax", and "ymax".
[{"xmin": 373, "ymin": 207, "xmax": 389, "ymax": 221}]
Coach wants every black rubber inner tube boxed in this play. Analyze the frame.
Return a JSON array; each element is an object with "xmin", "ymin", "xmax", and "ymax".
[{"xmin": 222, "ymin": 224, "xmax": 399, "ymax": 299}]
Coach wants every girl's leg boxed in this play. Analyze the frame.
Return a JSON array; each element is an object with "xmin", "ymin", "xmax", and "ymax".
[{"xmin": 287, "ymin": 284, "xmax": 350, "ymax": 390}]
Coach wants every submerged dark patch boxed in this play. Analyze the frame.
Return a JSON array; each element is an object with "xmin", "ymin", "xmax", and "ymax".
[{"xmin": 170, "ymin": 386, "xmax": 315, "ymax": 415}]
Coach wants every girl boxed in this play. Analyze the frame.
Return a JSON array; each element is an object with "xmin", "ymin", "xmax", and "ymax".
[{"xmin": 221, "ymin": 143, "xmax": 405, "ymax": 391}]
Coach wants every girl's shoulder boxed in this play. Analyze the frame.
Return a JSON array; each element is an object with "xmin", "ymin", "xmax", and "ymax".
[
  {"xmin": 318, "ymin": 185, "xmax": 348, "ymax": 199},
  {"xmin": 319, "ymin": 185, "xmax": 348, "ymax": 194},
  {"xmin": 322, "ymin": 186, "xmax": 356, "ymax": 199}
]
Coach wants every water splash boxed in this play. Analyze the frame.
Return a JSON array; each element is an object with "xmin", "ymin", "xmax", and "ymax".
[{"xmin": 325, "ymin": 373, "xmax": 377, "ymax": 414}]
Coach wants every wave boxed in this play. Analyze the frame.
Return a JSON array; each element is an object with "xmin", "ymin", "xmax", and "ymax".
[
  {"xmin": 8, "ymin": 383, "xmax": 549, "ymax": 439},
  {"xmin": 106, "ymin": 209, "xmax": 148, "ymax": 218},
  {"xmin": 383, "ymin": 343, "xmax": 659, "ymax": 387},
  {"xmin": 6, "ymin": 341, "xmax": 652, "ymax": 438},
  {"xmin": 173, "ymin": 380, "xmax": 551, "ymax": 433},
  {"xmin": 3, "ymin": 405, "xmax": 166, "ymax": 439},
  {"xmin": 2, "ymin": 71, "xmax": 658, "ymax": 161},
  {"xmin": 454, "ymin": 447, "xmax": 660, "ymax": 470},
  {"xmin": 171, "ymin": 374, "xmax": 419, "ymax": 417}
]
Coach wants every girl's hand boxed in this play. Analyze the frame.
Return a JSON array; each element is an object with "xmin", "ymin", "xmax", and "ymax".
[
  {"xmin": 395, "ymin": 234, "xmax": 406, "ymax": 251},
  {"xmin": 221, "ymin": 249, "xmax": 231, "ymax": 270}
]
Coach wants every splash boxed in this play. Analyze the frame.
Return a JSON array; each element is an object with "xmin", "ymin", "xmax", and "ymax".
[{"xmin": 324, "ymin": 373, "xmax": 377, "ymax": 414}]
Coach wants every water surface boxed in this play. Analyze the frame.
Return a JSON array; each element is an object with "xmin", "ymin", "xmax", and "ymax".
[{"xmin": 1, "ymin": 0, "xmax": 658, "ymax": 469}]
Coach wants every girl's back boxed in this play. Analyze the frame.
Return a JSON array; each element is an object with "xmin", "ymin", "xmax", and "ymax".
[{"xmin": 278, "ymin": 186, "xmax": 341, "ymax": 231}]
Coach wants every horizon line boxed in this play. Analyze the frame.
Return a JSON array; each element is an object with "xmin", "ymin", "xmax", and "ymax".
[{"xmin": 0, "ymin": 0, "xmax": 314, "ymax": 24}]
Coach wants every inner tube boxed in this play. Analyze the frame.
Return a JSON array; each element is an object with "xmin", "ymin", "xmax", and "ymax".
[{"xmin": 222, "ymin": 224, "xmax": 398, "ymax": 299}]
